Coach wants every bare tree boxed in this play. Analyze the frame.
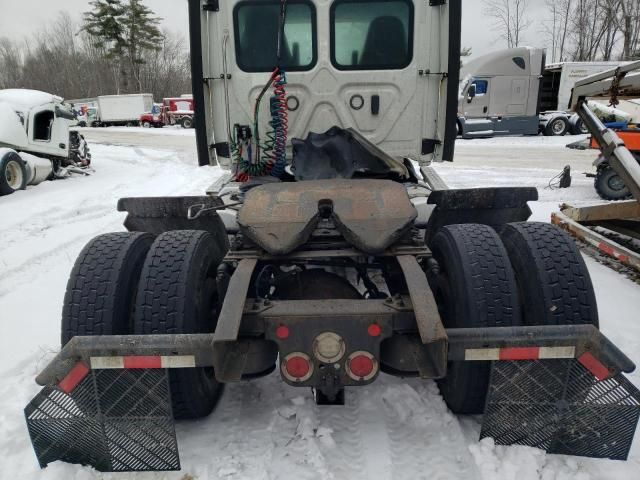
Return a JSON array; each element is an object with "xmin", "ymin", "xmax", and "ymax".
[
  {"xmin": 0, "ymin": 38, "xmax": 23, "ymax": 89},
  {"xmin": 598, "ymin": 0, "xmax": 620, "ymax": 61},
  {"xmin": 617, "ymin": 0, "xmax": 640, "ymax": 60},
  {"xmin": 542, "ymin": 0, "xmax": 574, "ymax": 62},
  {"xmin": 483, "ymin": 0, "xmax": 532, "ymax": 48},
  {"xmin": 1, "ymin": 11, "xmax": 191, "ymax": 102}
]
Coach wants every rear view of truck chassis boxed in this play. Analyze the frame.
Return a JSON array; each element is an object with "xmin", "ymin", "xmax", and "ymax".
[
  {"xmin": 25, "ymin": 182, "xmax": 640, "ymax": 472},
  {"xmin": 23, "ymin": 0, "xmax": 640, "ymax": 473}
]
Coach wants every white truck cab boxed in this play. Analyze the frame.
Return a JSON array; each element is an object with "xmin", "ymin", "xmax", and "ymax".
[
  {"xmin": 189, "ymin": 0, "xmax": 461, "ymax": 169},
  {"xmin": 0, "ymin": 89, "xmax": 90, "ymax": 196}
]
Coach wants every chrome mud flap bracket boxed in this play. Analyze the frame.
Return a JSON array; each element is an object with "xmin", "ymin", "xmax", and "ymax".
[
  {"xmin": 25, "ymin": 367, "xmax": 180, "ymax": 472},
  {"xmin": 482, "ymin": 358, "xmax": 640, "ymax": 460}
]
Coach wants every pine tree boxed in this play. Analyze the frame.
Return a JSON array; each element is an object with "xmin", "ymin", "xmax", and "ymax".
[
  {"xmin": 82, "ymin": 0, "xmax": 162, "ymax": 94},
  {"xmin": 123, "ymin": 0, "xmax": 163, "ymax": 92},
  {"xmin": 82, "ymin": 0, "xmax": 126, "ymax": 92}
]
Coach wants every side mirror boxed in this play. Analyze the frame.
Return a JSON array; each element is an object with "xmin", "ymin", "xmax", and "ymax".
[
  {"xmin": 55, "ymin": 106, "xmax": 76, "ymax": 121},
  {"xmin": 467, "ymin": 84, "xmax": 476, "ymax": 103}
]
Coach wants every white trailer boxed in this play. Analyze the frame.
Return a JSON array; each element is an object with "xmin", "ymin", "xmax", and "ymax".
[
  {"xmin": 0, "ymin": 89, "xmax": 91, "ymax": 196},
  {"xmin": 95, "ymin": 94, "xmax": 154, "ymax": 127},
  {"xmin": 458, "ymin": 48, "xmax": 628, "ymax": 138}
]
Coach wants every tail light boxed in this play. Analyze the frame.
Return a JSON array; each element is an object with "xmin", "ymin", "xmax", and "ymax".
[
  {"xmin": 346, "ymin": 351, "xmax": 378, "ymax": 382},
  {"xmin": 282, "ymin": 352, "xmax": 313, "ymax": 382}
]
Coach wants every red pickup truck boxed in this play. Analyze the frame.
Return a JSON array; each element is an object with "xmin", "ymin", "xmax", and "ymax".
[{"xmin": 139, "ymin": 97, "xmax": 194, "ymax": 129}]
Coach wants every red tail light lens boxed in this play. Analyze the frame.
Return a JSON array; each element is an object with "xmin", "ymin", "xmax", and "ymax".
[
  {"xmin": 367, "ymin": 324, "xmax": 382, "ymax": 337},
  {"xmin": 276, "ymin": 325, "xmax": 290, "ymax": 339},
  {"xmin": 282, "ymin": 353, "xmax": 313, "ymax": 382},
  {"xmin": 346, "ymin": 351, "xmax": 378, "ymax": 381}
]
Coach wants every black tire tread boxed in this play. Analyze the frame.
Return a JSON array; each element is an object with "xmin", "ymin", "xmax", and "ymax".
[
  {"xmin": 433, "ymin": 224, "xmax": 521, "ymax": 414},
  {"xmin": 61, "ymin": 232, "xmax": 154, "ymax": 346},
  {"xmin": 500, "ymin": 222, "xmax": 598, "ymax": 327},
  {"xmin": 594, "ymin": 166, "xmax": 632, "ymax": 201},
  {"xmin": 135, "ymin": 230, "xmax": 224, "ymax": 419}
]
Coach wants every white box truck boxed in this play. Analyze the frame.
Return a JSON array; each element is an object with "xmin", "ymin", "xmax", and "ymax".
[
  {"xmin": 458, "ymin": 47, "xmax": 627, "ymax": 138},
  {"xmin": 95, "ymin": 94, "xmax": 154, "ymax": 127}
]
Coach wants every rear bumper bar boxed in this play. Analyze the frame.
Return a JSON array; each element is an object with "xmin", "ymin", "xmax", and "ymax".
[
  {"xmin": 36, "ymin": 324, "xmax": 635, "ymax": 388},
  {"xmin": 27, "ymin": 325, "xmax": 640, "ymax": 471}
]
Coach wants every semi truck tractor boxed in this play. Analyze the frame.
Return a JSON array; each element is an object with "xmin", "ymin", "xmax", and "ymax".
[
  {"xmin": 23, "ymin": 0, "xmax": 640, "ymax": 473},
  {"xmin": 0, "ymin": 89, "xmax": 91, "ymax": 196},
  {"xmin": 458, "ymin": 47, "xmax": 627, "ymax": 138},
  {"xmin": 93, "ymin": 93, "xmax": 154, "ymax": 127}
]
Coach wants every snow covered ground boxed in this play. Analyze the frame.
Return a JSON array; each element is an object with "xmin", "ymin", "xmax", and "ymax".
[{"xmin": 0, "ymin": 134, "xmax": 639, "ymax": 480}]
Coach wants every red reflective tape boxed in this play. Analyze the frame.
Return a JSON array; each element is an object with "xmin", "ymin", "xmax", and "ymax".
[
  {"xmin": 123, "ymin": 356, "xmax": 162, "ymax": 369},
  {"xmin": 598, "ymin": 243, "xmax": 629, "ymax": 262},
  {"xmin": 58, "ymin": 362, "xmax": 90, "ymax": 394},
  {"xmin": 578, "ymin": 352, "xmax": 610, "ymax": 381},
  {"xmin": 499, "ymin": 347, "xmax": 540, "ymax": 361},
  {"xmin": 599, "ymin": 242, "xmax": 614, "ymax": 256}
]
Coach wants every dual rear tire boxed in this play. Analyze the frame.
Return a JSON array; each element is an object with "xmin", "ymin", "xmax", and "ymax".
[
  {"xmin": 431, "ymin": 222, "xmax": 598, "ymax": 414},
  {"xmin": 61, "ymin": 230, "xmax": 226, "ymax": 419}
]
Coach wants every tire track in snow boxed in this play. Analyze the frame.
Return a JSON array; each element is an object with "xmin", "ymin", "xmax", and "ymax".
[
  {"xmin": 175, "ymin": 383, "xmax": 244, "ymax": 479},
  {"xmin": 382, "ymin": 379, "xmax": 480, "ymax": 480},
  {"xmin": 314, "ymin": 388, "xmax": 368, "ymax": 480}
]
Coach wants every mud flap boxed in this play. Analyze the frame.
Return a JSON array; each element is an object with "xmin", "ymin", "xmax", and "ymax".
[
  {"xmin": 25, "ymin": 368, "xmax": 180, "ymax": 472},
  {"xmin": 481, "ymin": 359, "xmax": 640, "ymax": 460}
]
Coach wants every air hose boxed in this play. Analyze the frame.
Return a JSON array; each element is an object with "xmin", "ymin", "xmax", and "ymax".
[{"xmin": 234, "ymin": 0, "xmax": 289, "ymax": 181}]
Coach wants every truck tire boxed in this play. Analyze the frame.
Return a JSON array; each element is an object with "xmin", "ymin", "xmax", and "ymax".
[
  {"xmin": 431, "ymin": 224, "xmax": 521, "ymax": 414},
  {"xmin": 141, "ymin": 121, "xmax": 151, "ymax": 128},
  {"xmin": 134, "ymin": 230, "xmax": 227, "ymax": 419},
  {"xmin": 595, "ymin": 165, "xmax": 632, "ymax": 201},
  {"xmin": 569, "ymin": 115, "xmax": 588, "ymax": 135},
  {"xmin": 544, "ymin": 116, "xmax": 569, "ymax": 136},
  {"xmin": 61, "ymin": 232, "xmax": 155, "ymax": 346},
  {"xmin": 0, "ymin": 150, "xmax": 27, "ymax": 196},
  {"xmin": 500, "ymin": 222, "xmax": 598, "ymax": 328},
  {"xmin": 181, "ymin": 116, "xmax": 193, "ymax": 129}
]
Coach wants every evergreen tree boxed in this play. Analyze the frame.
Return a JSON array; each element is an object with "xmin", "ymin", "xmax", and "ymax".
[
  {"xmin": 123, "ymin": 0, "xmax": 163, "ymax": 92},
  {"xmin": 82, "ymin": 0, "xmax": 162, "ymax": 93}
]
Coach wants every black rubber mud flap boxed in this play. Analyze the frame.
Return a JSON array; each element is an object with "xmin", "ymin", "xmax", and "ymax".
[
  {"xmin": 25, "ymin": 368, "xmax": 180, "ymax": 472},
  {"xmin": 117, "ymin": 196, "xmax": 226, "ymax": 236},
  {"xmin": 425, "ymin": 187, "xmax": 538, "ymax": 245},
  {"xmin": 481, "ymin": 359, "xmax": 640, "ymax": 460}
]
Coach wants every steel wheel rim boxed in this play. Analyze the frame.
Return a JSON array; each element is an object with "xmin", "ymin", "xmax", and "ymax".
[
  {"xmin": 5, "ymin": 160, "xmax": 23, "ymax": 189},
  {"xmin": 608, "ymin": 173, "xmax": 626, "ymax": 191},
  {"xmin": 552, "ymin": 120, "xmax": 565, "ymax": 134}
]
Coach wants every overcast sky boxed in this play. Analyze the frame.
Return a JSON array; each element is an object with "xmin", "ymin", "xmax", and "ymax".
[{"xmin": 0, "ymin": 0, "xmax": 550, "ymax": 60}]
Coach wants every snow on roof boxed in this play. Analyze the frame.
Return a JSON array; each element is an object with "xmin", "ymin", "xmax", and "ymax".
[{"xmin": 0, "ymin": 89, "xmax": 63, "ymax": 111}]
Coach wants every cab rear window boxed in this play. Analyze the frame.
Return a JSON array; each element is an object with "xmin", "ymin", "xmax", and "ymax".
[
  {"xmin": 234, "ymin": 1, "xmax": 317, "ymax": 72},
  {"xmin": 331, "ymin": 0, "xmax": 414, "ymax": 70}
]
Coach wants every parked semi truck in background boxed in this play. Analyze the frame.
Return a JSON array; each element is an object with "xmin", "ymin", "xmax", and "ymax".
[
  {"xmin": 93, "ymin": 94, "xmax": 154, "ymax": 127},
  {"xmin": 139, "ymin": 96, "xmax": 195, "ymax": 129},
  {"xmin": 458, "ymin": 47, "xmax": 627, "ymax": 138},
  {"xmin": 0, "ymin": 89, "xmax": 91, "ymax": 196}
]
